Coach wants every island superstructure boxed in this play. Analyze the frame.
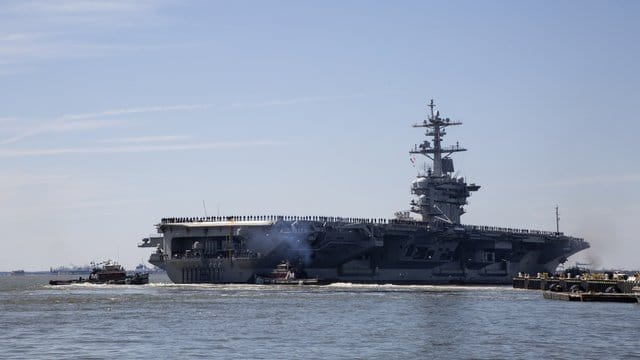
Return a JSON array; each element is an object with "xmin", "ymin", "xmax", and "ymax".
[
  {"xmin": 139, "ymin": 100, "xmax": 589, "ymax": 284},
  {"xmin": 409, "ymin": 100, "xmax": 480, "ymax": 225}
]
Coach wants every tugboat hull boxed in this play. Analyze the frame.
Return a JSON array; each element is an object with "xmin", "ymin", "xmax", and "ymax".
[{"xmin": 49, "ymin": 262, "xmax": 149, "ymax": 285}]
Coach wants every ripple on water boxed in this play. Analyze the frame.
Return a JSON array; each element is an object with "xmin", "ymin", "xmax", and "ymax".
[{"xmin": 1, "ymin": 275, "xmax": 639, "ymax": 359}]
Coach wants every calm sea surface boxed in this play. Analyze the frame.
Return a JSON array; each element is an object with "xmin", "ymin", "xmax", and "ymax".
[{"xmin": 1, "ymin": 274, "xmax": 638, "ymax": 359}]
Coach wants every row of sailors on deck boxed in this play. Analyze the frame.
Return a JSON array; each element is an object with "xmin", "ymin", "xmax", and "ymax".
[{"xmin": 160, "ymin": 215, "xmax": 397, "ymax": 224}]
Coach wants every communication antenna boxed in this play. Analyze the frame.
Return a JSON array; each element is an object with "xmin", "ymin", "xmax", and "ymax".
[
  {"xmin": 555, "ymin": 205, "xmax": 560, "ymax": 234},
  {"xmin": 202, "ymin": 200, "xmax": 208, "ymax": 217}
]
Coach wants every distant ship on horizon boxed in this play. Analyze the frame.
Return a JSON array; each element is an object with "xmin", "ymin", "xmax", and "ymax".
[{"xmin": 139, "ymin": 100, "xmax": 590, "ymax": 284}]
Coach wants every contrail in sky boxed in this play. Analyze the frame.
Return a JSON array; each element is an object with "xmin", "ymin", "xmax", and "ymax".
[{"xmin": 0, "ymin": 104, "xmax": 211, "ymax": 145}]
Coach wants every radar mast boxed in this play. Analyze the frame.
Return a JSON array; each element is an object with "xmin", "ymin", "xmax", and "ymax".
[{"xmin": 410, "ymin": 100, "xmax": 480, "ymax": 225}]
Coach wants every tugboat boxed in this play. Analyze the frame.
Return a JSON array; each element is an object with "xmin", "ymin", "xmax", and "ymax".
[
  {"xmin": 255, "ymin": 261, "xmax": 319, "ymax": 285},
  {"xmin": 49, "ymin": 260, "xmax": 149, "ymax": 285}
]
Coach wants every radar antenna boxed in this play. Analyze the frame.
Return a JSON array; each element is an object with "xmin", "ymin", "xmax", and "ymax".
[{"xmin": 428, "ymin": 99, "xmax": 435, "ymax": 119}]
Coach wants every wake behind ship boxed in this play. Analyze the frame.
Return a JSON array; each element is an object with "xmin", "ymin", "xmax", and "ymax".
[{"xmin": 139, "ymin": 100, "xmax": 589, "ymax": 284}]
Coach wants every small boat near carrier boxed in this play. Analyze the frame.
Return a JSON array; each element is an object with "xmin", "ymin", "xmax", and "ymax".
[
  {"xmin": 49, "ymin": 260, "xmax": 149, "ymax": 285},
  {"xmin": 254, "ymin": 261, "xmax": 319, "ymax": 285}
]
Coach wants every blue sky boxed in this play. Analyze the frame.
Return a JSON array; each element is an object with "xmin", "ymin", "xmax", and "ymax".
[{"xmin": 1, "ymin": 0, "xmax": 638, "ymax": 271}]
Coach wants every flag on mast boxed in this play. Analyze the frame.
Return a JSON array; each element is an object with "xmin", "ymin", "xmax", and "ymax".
[{"xmin": 409, "ymin": 155, "xmax": 416, "ymax": 167}]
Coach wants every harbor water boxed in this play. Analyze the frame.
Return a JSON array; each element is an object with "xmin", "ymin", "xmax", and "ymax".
[{"xmin": 1, "ymin": 274, "xmax": 638, "ymax": 359}]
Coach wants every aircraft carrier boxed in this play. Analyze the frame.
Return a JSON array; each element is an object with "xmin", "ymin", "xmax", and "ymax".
[{"xmin": 138, "ymin": 100, "xmax": 589, "ymax": 284}]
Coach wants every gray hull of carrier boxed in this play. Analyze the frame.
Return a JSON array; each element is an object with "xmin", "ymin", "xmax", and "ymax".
[{"xmin": 140, "ymin": 217, "xmax": 587, "ymax": 285}]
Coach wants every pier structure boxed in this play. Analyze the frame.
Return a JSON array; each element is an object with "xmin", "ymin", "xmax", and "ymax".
[{"xmin": 513, "ymin": 273, "xmax": 640, "ymax": 303}]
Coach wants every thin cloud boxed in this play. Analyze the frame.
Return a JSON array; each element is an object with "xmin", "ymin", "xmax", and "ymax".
[
  {"xmin": 0, "ymin": 1, "xmax": 182, "ymax": 78},
  {"xmin": 0, "ymin": 32, "xmax": 55, "ymax": 60},
  {"xmin": 53, "ymin": 119, "xmax": 124, "ymax": 131},
  {"xmin": 0, "ymin": 125, "xmax": 55, "ymax": 145},
  {"xmin": 97, "ymin": 135, "xmax": 192, "ymax": 144},
  {"xmin": 0, "ymin": 32, "xmax": 50, "ymax": 42},
  {"xmin": 0, "ymin": 31, "xmax": 117, "ymax": 62},
  {"xmin": 0, "ymin": 141, "xmax": 279, "ymax": 158},
  {"xmin": 0, "ymin": 39, "xmax": 196, "ymax": 65},
  {"xmin": 0, "ymin": 104, "xmax": 210, "ymax": 145},
  {"xmin": 0, "ymin": 119, "xmax": 124, "ymax": 145},
  {"xmin": 7, "ymin": 0, "xmax": 156, "ymax": 15},
  {"xmin": 1, "ymin": 42, "xmax": 146, "ymax": 60},
  {"xmin": 58, "ymin": 104, "xmax": 211, "ymax": 121}
]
